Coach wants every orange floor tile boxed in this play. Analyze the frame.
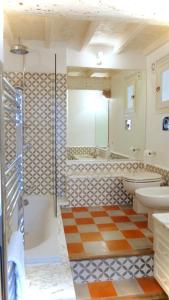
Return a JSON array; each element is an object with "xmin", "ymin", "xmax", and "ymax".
[
  {"xmin": 74, "ymin": 277, "xmax": 167, "ymax": 300},
  {"xmin": 122, "ymin": 230, "xmax": 145, "ymax": 239},
  {"xmin": 106, "ymin": 239, "xmax": 132, "ymax": 251},
  {"xmin": 88, "ymin": 281, "xmax": 117, "ymax": 298},
  {"xmin": 137, "ymin": 277, "xmax": 165, "ymax": 295},
  {"xmin": 67, "ymin": 243, "xmax": 84, "ymax": 254},
  {"xmin": 80, "ymin": 232, "xmax": 103, "ymax": 241},
  {"xmin": 61, "ymin": 205, "xmax": 153, "ymax": 260}
]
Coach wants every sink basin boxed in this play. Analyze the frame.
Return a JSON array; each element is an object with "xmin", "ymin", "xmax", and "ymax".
[{"xmin": 135, "ymin": 186, "xmax": 169, "ymax": 209}]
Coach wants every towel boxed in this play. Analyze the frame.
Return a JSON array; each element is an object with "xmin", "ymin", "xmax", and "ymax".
[{"xmin": 8, "ymin": 230, "xmax": 25, "ymax": 300}]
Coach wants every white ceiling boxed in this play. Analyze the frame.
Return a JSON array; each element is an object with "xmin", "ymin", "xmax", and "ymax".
[
  {"xmin": 4, "ymin": 0, "xmax": 169, "ymax": 24},
  {"xmin": 4, "ymin": 0, "xmax": 169, "ymax": 55}
]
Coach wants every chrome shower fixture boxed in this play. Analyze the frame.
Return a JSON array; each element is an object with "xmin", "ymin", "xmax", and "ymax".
[{"xmin": 10, "ymin": 42, "xmax": 29, "ymax": 55}]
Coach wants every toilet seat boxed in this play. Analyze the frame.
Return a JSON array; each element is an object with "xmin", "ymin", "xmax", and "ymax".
[
  {"xmin": 123, "ymin": 172, "xmax": 161, "ymax": 183},
  {"xmin": 123, "ymin": 172, "xmax": 162, "ymax": 217},
  {"xmin": 125, "ymin": 178, "xmax": 161, "ymax": 183}
]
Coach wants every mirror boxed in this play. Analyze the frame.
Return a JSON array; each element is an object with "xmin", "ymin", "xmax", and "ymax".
[
  {"xmin": 67, "ymin": 68, "xmax": 146, "ymax": 161},
  {"xmin": 67, "ymin": 90, "xmax": 108, "ymax": 148}
]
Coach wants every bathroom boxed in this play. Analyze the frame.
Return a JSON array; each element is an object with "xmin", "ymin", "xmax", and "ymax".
[{"xmin": 1, "ymin": 1, "xmax": 169, "ymax": 299}]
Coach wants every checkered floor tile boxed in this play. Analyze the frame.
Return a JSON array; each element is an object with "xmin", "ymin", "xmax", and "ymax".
[
  {"xmin": 74, "ymin": 277, "xmax": 167, "ymax": 299},
  {"xmin": 61, "ymin": 205, "xmax": 153, "ymax": 260}
]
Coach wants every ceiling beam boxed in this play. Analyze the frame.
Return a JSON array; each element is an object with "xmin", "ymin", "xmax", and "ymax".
[
  {"xmin": 80, "ymin": 21, "xmax": 100, "ymax": 50},
  {"xmin": 143, "ymin": 31, "xmax": 169, "ymax": 55},
  {"xmin": 83, "ymin": 70, "xmax": 95, "ymax": 77},
  {"xmin": 4, "ymin": 13, "xmax": 14, "ymax": 46},
  {"xmin": 113, "ymin": 24, "xmax": 146, "ymax": 54}
]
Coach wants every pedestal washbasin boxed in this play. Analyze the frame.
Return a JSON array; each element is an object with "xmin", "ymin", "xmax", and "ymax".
[
  {"xmin": 136, "ymin": 187, "xmax": 169, "ymax": 209},
  {"xmin": 135, "ymin": 186, "xmax": 169, "ymax": 231}
]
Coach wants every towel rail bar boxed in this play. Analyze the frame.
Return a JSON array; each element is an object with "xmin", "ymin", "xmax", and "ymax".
[
  {"xmin": 4, "ymin": 104, "xmax": 18, "ymax": 115},
  {"xmin": 6, "ymin": 168, "xmax": 20, "ymax": 189},
  {"xmin": 6, "ymin": 175, "xmax": 21, "ymax": 202},
  {"xmin": 3, "ymin": 77, "xmax": 16, "ymax": 95},
  {"xmin": 6, "ymin": 185, "xmax": 21, "ymax": 214},
  {"xmin": 5, "ymin": 155, "xmax": 22, "ymax": 176},
  {"xmin": 3, "ymin": 90, "xmax": 16, "ymax": 103},
  {"xmin": 8, "ymin": 191, "xmax": 22, "ymax": 219},
  {"xmin": 4, "ymin": 115, "xmax": 20, "ymax": 125},
  {"xmin": 1, "ymin": 76, "xmax": 24, "ymax": 300}
]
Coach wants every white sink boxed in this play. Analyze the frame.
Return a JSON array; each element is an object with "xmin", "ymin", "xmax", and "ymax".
[{"xmin": 136, "ymin": 186, "xmax": 169, "ymax": 209}]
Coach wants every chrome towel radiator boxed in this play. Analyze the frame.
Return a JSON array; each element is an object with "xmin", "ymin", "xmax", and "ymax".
[{"xmin": 0, "ymin": 75, "xmax": 24, "ymax": 300}]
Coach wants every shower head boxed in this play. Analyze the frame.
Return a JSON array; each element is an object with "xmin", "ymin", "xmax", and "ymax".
[{"xmin": 10, "ymin": 43, "xmax": 29, "ymax": 55}]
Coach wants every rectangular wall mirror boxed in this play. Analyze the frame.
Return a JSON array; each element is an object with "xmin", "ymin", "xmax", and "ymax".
[
  {"xmin": 67, "ymin": 68, "xmax": 146, "ymax": 161},
  {"xmin": 67, "ymin": 90, "xmax": 108, "ymax": 148}
]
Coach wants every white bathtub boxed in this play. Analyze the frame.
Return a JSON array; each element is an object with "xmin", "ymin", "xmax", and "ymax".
[{"xmin": 24, "ymin": 194, "xmax": 60, "ymax": 264}]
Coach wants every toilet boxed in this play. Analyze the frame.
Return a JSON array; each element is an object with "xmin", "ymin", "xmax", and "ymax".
[{"xmin": 123, "ymin": 172, "xmax": 162, "ymax": 213}]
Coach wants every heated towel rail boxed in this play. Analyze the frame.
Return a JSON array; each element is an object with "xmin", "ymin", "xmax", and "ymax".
[{"xmin": 0, "ymin": 74, "xmax": 24, "ymax": 300}]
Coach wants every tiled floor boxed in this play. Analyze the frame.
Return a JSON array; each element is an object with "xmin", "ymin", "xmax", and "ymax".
[
  {"xmin": 74, "ymin": 277, "xmax": 167, "ymax": 300},
  {"xmin": 61, "ymin": 205, "xmax": 153, "ymax": 260}
]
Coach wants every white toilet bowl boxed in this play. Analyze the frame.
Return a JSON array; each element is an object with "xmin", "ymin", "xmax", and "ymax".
[
  {"xmin": 135, "ymin": 187, "xmax": 169, "ymax": 231},
  {"xmin": 123, "ymin": 172, "xmax": 162, "ymax": 213}
]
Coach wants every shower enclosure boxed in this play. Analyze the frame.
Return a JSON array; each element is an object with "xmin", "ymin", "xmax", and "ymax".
[{"xmin": 0, "ymin": 71, "xmax": 24, "ymax": 299}]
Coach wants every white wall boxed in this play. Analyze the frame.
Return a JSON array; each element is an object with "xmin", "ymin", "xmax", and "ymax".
[
  {"xmin": 146, "ymin": 42, "xmax": 169, "ymax": 168},
  {"xmin": 4, "ymin": 40, "xmax": 146, "ymax": 73},
  {"xmin": 109, "ymin": 70, "xmax": 146, "ymax": 160},
  {"xmin": 67, "ymin": 89, "xmax": 105, "ymax": 147},
  {"xmin": 67, "ymin": 47, "xmax": 146, "ymax": 70},
  {"xmin": 4, "ymin": 40, "xmax": 67, "ymax": 73}
]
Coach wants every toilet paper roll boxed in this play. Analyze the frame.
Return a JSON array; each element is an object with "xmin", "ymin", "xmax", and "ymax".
[{"xmin": 144, "ymin": 149, "xmax": 156, "ymax": 156}]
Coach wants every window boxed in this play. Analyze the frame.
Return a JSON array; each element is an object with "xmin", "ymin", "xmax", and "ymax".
[
  {"xmin": 156, "ymin": 54, "xmax": 169, "ymax": 110},
  {"xmin": 125, "ymin": 74, "xmax": 136, "ymax": 113}
]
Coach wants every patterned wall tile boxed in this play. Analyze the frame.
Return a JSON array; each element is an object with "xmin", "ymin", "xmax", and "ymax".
[
  {"xmin": 71, "ymin": 255, "xmax": 154, "ymax": 283},
  {"xmin": 5, "ymin": 72, "xmax": 55, "ymax": 195},
  {"xmin": 55, "ymin": 74, "xmax": 67, "ymax": 197},
  {"xmin": 145, "ymin": 164, "xmax": 169, "ymax": 186},
  {"xmin": 66, "ymin": 161, "xmax": 144, "ymax": 175},
  {"xmin": 5, "ymin": 71, "xmax": 169, "ymax": 202},
  {"xmin": 66, "ymin": 176, "xmax": 132, "ymax": 206},
  {"xmin": 67, "ymin": 147, "xmax": 96, "ymax": 159}
]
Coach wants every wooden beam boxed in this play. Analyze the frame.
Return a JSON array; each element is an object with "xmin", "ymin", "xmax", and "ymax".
[
  {"xmin": 114, "ymin": 24, "xmax": 146, "ymax": 54},
  {"xmin": 4, "ymin": 13, "xmax": 14, "ymax": 46},
  {"xmin": 81, "ymin": 21, "xmax": 100, "ymax": 50},
  {"xmin": 143, "ymin": 31, "xmax": 169, "ymax": 55}
]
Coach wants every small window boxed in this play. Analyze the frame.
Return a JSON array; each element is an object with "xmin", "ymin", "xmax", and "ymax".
[
  {"xmin": 125, "ymin": 119, "xmax": 132, "ymax": 130},
  {"xmin": 161, "ymin": 69, "xmax": 169, "ymax": 102},
  {"xmin": 125, "ymin": 76, "xmax": 136, "ymax": 113},
  {"xmin": 156, "ymin": 55, "xmax": 169, "ymax": 110},
  {"xmin": 127, "ymin": 85, "xmax": 135, "ymax": 110}
]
